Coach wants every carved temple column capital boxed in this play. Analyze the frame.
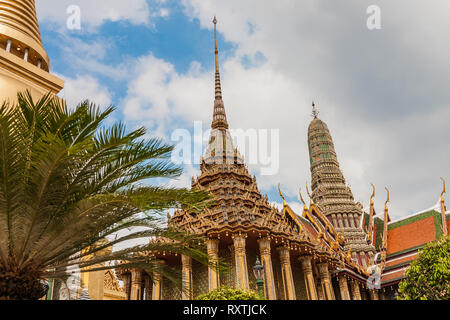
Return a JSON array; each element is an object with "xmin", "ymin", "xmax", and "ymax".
[
  {"xmin": 257, "ymin": 237, "xmax": 271, "ymax": 256},
  {"xmin": 299, "ymin": 255, "xmax": 313, "ymax": 272}
]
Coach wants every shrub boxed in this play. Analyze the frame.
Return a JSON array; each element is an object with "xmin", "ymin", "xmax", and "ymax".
[
  {"xmin": 197, "ymin": 286, "xmax": 262, "ymax": 300},
  {"xmin": 398, "ymin": 235, "xmax": 450, "ymax": 300}
]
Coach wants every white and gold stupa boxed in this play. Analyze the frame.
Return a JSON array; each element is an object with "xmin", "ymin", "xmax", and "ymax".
[{"xmin": 0, "ymin": 0, "xmax": 64, "ymax": 103}]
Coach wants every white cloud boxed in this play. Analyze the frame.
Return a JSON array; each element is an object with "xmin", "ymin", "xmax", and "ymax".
[
  {"xmin": 58, "ymin": 74, "xmax": 112, "ymax": 109},
  {"xmin": 36, "ymin": 0, "xmax": 168, "ymax": 31},
  {"xmin": 122, "ymin": 55, "xmax": 213, "ymax": 135}
]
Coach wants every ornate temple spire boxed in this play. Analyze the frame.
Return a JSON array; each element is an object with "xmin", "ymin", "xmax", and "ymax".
[
  {"xmin": 308, "ymin": 110, "xmax": 341, "ymax": 196},
  {"xmin": 307, "ymin": 107, "xmax": 376, "ymax": 262},
  {"xmin": 211, "ymin": 16, "xmax": 229, "ymax": 130}
]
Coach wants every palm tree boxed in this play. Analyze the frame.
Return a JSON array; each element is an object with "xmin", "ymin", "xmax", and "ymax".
[{"xmin": 0, "ymin": 92, "xmax": 211, "ymax": 300}]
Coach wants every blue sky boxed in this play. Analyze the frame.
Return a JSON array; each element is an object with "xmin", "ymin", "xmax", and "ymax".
[
  {"xmin": 40, "ymin": 2, "xmax": 234, "ymax": 110},
  {"xmin": 35, "ymin": 0, "xmax": 450, "ymax": 219}
]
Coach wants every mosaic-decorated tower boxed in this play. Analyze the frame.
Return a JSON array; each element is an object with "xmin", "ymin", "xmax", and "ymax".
[{"xmin": 307, "ymin": 105, "xmax": 376, "ymax": 268}]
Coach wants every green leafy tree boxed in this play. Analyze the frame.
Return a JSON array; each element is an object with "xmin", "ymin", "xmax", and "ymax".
[
  {"xmin": 0, "ymin": 92, "xmax": 212, "ymax": 300},
  {"xmin": 197, "ymin": 286, "xmax": 262, "ymax": 300},
  {"xmin": 398, "ymin": 235, "xmax": 450, "ymax": 300}
]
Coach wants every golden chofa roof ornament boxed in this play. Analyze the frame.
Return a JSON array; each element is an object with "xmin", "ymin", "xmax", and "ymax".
[
  {"xmin": 440, "ymin": 177, "xmax": 448, "ymax": 236},
  {"xmin": 370, "ymin": 183, "xmax": 375, "ymax": 206},
  {"xmin": 305, "ymin": 181, "xmax": 314, "ymax": 205},
  {"xmin": 298, "ymin": 188, "xmax": 310, "ymax": 219},
  {"xmin": 278, "ymin": 183, "xmax": 287, "ymax": 206},
  {"xmin": 382, "ymin": 187, "xmax": 390, "ymax": 254},
  {"xmin": 367, "ymin": 184, "xmax": 375, "ymax": 244},
  {"xmin": 298, "ymin": 188, "xmax": 306, "ymax": 207},
  {"xmin": 0, "ymin": 0, "xmax": 50, "ymax": 70},
  {"xmin": 384, "ymin": 187, "xmax": 390, "ymax": 217}
]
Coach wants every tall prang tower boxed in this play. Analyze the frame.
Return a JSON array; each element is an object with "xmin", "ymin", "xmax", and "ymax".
[
  {"xmin": 307, "ymin": 104, "xmax": 376, "ymax": 268},
  {"xmin": 0, "ymin": 0, "xmax": 64, "ymax": 103}
]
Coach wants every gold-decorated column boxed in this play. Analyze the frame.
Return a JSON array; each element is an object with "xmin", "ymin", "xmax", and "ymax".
[
  {"xmin": 130, "ymin": 269, "xmax": 142, "ymax": 300},
  {"xmin": 181, "ymin": 255, "xmax": 193, "ymax": 300},
  {"xmin": 317, "ymin": 262, "xmax": 335, "ymax": 300},
  {"xmin": 152, "ymin": 260, "xmax": 165, "ymax": 300},
  {"xmin": 316, "ymin": 278, "xmax": 325, "ymax": 300},
  {"xmin": 144, "ymin": 275, "xmax": 152, "ymax": 300},
  {"xmin": 122, "ymin": 273, "xmax": 131, "ymax": 300},
  {"xmin": 257, "ymin": 238, "xmax": 277, "ymax": 300},
  {"xmin": 233, "ymin": 234, "xmax": 249, "ymax": 290},
  {"xmin": 350, "ymin": 280, "xmax": 361, "ymax": 300},
  {"xmin": 277, "ymin": 246, "xmax": 296, "ymax": 300},
  {"xmin": 369, "ymin": 289, "xmax": 379, "ymax": 300},
  {"xmin": 206, "ymin": 238, "xmax": 220, "ymax": 291},
  {"xmin": 299, "ymin": 256, "xmax": 318, "ymax": 300},
  {"xmin": 338, "ymin": 276, "xmax": 351, "ymax": 300}
]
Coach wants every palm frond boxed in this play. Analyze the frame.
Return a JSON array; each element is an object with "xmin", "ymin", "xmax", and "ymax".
[{"xmin": 0, "ymin": 91, "xmax": 214, "ymax": 299}]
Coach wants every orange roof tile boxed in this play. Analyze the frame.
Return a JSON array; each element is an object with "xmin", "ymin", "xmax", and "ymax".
[{"xmin": 387, "ymin": 215, "xmax": 436, "ymax": 255}]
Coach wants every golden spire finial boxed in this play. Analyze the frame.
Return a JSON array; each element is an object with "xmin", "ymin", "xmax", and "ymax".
[
  {"xmin": 213, "ymin": 16, "xmax": 219, "ymax": 73},
  {"xmin": 384, "ymin": 187, "xmax": 390, "ymax": 212},
  {"xmin": 210, "ymin": 16, "xmax": 229, "ymax": 130},
  {"xmin": 278, "ymin": 184, "xmax": 287, "ymax": 206},
  {"xmin": 305, "ymin": 182, "xmax": 314, "ymax": 205},
  {"xmin": 370, "ymin": 183, "xmax": 375, "ymax": 205},
  {"xmin": 440, "ymin": 177, "xmax": 446, "ymax": 202},
  {"xmin": 312, "ymin": 101, "xmax": 319, "ymax": 119}
]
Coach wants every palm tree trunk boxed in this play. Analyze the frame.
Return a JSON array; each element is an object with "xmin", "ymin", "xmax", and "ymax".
[{"xmin": 0, "ymin": 273, "xmax": 48, "ymax": 300}]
